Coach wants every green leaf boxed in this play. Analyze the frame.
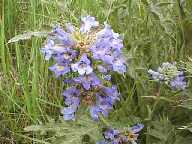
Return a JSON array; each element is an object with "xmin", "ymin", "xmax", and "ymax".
[
  {"xmin": 156, "ymin": 2, "xmax": 175, "ymax": 7},
  {"xmin": 175, "ymin": 135, "xmax": 192, "ymax": 144},
  {"xmin": 24, "ymin": 115, "xmax": 102, "ymax": 144},
  {"xmin": 146, "ymin": 118, "xmax": 176, "ymax": 143},
  {"xmin": 179, "ymin": 99, "xmax": 192, "ymax": 110},
  {"xmin": 8, "ymin": 31, "xmax": 49, "ymax": 43}
]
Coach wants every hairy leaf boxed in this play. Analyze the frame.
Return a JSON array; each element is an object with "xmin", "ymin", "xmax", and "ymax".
[{"xmin": 8, "ymin": 31, "xmax": 49, "ymax": 43}]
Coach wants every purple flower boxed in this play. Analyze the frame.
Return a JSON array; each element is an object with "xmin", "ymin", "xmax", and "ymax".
[
  {"xmin": 90, "ymin": 38, "xmax": 111, "ymax": 61},
  {"xmin": 112, "ymin": 56, "xmax": 126, "ymax": 74},
  {"xmin": 170, "ymin": 72, "xmax": 187, "ymax": 90},
  {"xmin": 89, "ymin": 104, "xmax": 110, "ymax": 120},
  {"xmin": 111, "ymin": 38, "xmax": 123, "ymax": 52},
  {"xmin": 96, "ymin": 140, "xmax": 107, "ymax": 144},
  {"xmin": 96, "ymin": 23, "xmax": 114, "ymax": 38},
  {"xmin": 100, "ymin": 86, "xmax": 120, "ymax": 104},
  {"xmin": 40, "ymin": 16, "xmax": 127, "ymax": 121},
  {"xmin": 61, "ymin": 105, "xmax": 77, "ymax": 121},
  {"xmin": 90, "ymin": 23, "xmax": 126, "ymax": 74},
  {"xmin": 63, "ymin": 87, "xmax": 80, "ymax": 106},
  {"xmin": 98, "ymin": 128, "xmax": 125, "ymax": 144},
  {"xmin": 97, "ymin": 124, "xmax": 144, "ymax": 144},
  {"xmin": 73, "ymin": 73, "xmax": 100, "ymax": 90},
  {"xmin": 80, "ymin": 15, "xmax": 99, "ymax": 33},
  {"xmin": 97, "ymin": 23, "xmax": 123, "ymax": 52},
  {"xmin": 61, "ymin": 87, "xmax": 81, "ymax": 120},
  {"xmin": 102, "ymin": 54, "xmax": 115, "ymax": 65},
  {"xmin": 89, "ymin": 86, "xmax": 120, "ymax": 120},
  {"xmin": 40, "ymin": 39, "xmax": 54, "ymax": 60},
  {"xmin": 92, "ymin": 100, "xmax": 112, "ymax": 120},
  {"xmin": 52, "ymin": 26, "xmax": 74, "ymax": 47},
  {"xmin": 71, "ymin": 54, "xmax": 93, "ymax": 75},
  {"xmin": 127, "ymin": 124, "xmax": 144, "ymax": 143},
  {"xmin": 104, "ymin": 129, "xmax": 119, "ymax": 140},
  {"xmin": 96, "ymin": 86, "xmax": 120, "ymax": 108},
  {"xmin": 63, "ymin": 87, "xmax": 80, "ymax": 97},
  {"xmin": 97, "ymin": 65, "xmax": 108, "ymax": 73},
  {"xmin": 49, "ymin": 63, "xmax": 70, "ymax": 77},
  {"xmin": 89, "ymin": 106, "xmax": 102, "ymax": 120},
  {"xmin": 130, "ymin": 124, "xmax": 144, "ymax": 134},
  {"xmin": 52, "ymin": 46, "xmax": 78, "ymax": 64},
  {"xmin": 65, "ymin": 23, "xmax": 75, "ymax": 33}
]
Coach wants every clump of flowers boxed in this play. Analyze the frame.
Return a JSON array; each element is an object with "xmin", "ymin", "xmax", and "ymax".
[
  {"xmin": 148, "ymin": 62, "xmax": 187, "ymax": 90},
  {"xmin": 97, "ymin": 124, "xmax": 144, "ymax": 144},
  {"xmin": 40, "ymin": 16, "xmax": 126, "ymax": 120}
]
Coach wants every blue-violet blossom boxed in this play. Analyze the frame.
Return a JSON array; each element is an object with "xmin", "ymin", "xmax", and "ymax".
[{"xmin": 40, "ymin": 15, "xmax": 126, "ymax": 120}]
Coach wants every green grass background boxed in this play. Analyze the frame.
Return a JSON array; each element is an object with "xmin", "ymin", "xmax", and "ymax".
[{"xmin": 1, "ymin": 0, "xmax": 192, "ymax": 143}]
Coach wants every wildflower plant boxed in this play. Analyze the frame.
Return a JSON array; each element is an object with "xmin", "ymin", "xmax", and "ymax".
[
  {"xmin": 97, "ymin": 124, "xmax": 144, "ymax": 144},
  {"xmin": 40, "ymin": 16, "xmax": 126, "ymax": 121},
  {"xmin": 148, "ymin": 62, "xmax": 187, "ymax": 90}
]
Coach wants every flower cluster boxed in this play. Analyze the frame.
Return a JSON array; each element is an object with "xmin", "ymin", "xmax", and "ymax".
[
  {"xmin": 40, "ymin": 16, "xmax": 126, "ymax": 120},
  {"xmin": 97, "ymin": 124, "xmax": 144, "ymax": 144},
  {"xmin": 148, "ymin": 62, "xmax": 187, "ymax": 90}
]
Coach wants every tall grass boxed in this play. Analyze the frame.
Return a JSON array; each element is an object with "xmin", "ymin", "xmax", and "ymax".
[{"xmin": 1, "ymin": 0, "xmax": 192, "ymax": 143}]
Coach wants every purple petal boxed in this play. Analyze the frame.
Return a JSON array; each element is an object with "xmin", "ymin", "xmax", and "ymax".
[
  {"xmin": 89, "ymin": 106, "xmax": 101, "ymax": 120},
  {"xmin": 82, "ymin": 82, "xmax": 91, "ymax": 90},
  {"xmin": 80, "ymin": 16, "xmax": 99, "ymax": 33},
  {"xmin": 130, "ymin": 124, "xmax": 144, "ymax": 134}
]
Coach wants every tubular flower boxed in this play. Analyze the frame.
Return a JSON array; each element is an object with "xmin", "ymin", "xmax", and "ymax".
[
  {"xmin": 71, "ymin": 54, "xmax": 93, "ymax": 75},
  {"xmin": 40, "ymin": 16, "xmax": 126, "ymax": 120},
  {"xmin": 80, "ymin": 15, "xmax": 99, "ymax": 33}
]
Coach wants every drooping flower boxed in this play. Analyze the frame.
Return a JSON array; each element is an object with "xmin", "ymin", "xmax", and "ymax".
[
  {"xmin": 80, "ymin": 15, "xmax": 99, "ymax": 33},
  {"xmin": 71, "ymin": 54, "xmax": 93, "ymax": 75}
]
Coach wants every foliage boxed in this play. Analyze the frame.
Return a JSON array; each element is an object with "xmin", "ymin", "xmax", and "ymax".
[
  {"xmin": 24, "ymin": 115, "xmax": 101, "ymax": 144},
  {"xmin": 1, "ymin": 0, "xmax": 192, "ymax": 144}
]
